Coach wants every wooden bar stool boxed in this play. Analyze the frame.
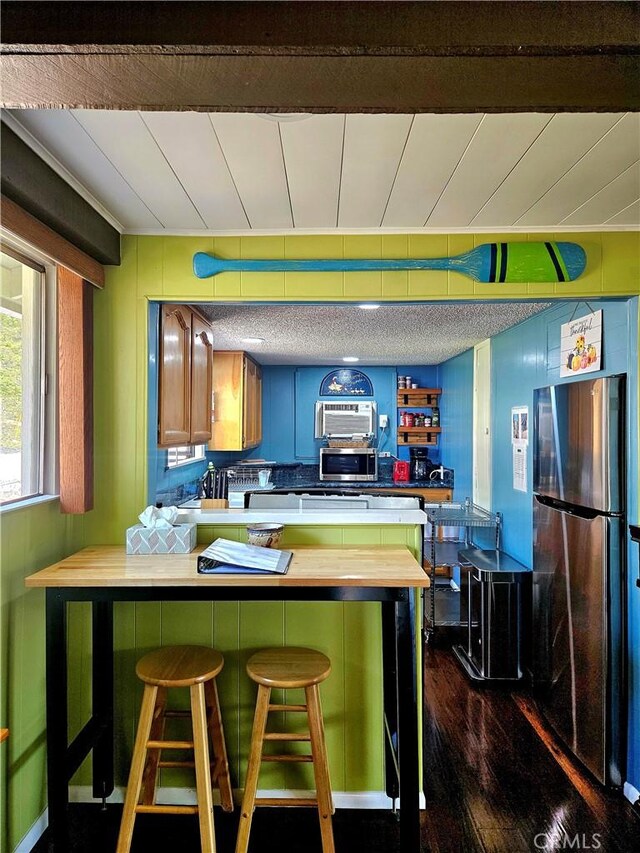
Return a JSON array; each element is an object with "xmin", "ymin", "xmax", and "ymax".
[
  {"xmin": 117, "ymin": 645, "xmax": 234, "ymax": 853},
  {"xmin": 236, "ymin": 646, "xmax": 334, "ymax": 853}
]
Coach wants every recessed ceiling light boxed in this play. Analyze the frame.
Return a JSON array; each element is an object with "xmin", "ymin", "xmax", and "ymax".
[
  {"xmin": 342, "ymin": 356, "xmax": 359, "ymax": 363},
  {"xmin": 243, "ymin": 337, "xmax": 265, "ymax": 344},
  {"xmin": 358, "ymin": 303, "xmax": 380, "ymax": 310}
]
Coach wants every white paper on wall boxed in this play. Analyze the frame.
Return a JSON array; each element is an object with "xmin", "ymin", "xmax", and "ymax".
[
  {"xmin": 511, "ymin": 405, "xmax": 528, "ymax": 491},
  {"xmin": 512, "ymin": 446, "xmax": 527, "ymax": 492}
]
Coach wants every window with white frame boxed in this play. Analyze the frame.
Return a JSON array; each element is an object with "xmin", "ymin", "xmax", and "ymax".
[
  {"xmin": 0, "ymin": 245, "xmax": 53, "ymax": 505},
  {"xmin": 166, "ymin": 444, "xmax": 206, "ymax": 469}
]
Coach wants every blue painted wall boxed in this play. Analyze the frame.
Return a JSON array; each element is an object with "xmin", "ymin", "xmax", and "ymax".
[
  {"xmin": 438, "ymin": 296, "xmax": 639, "ymax": 793},
  {"xmin": 438, "ymin": 350, "xmax": 474, "ymax": 502},
  {"xmin": 490, "ymin": 299, "xmax": 636, "ymax": 566},
  {"xmin": 626, "ymin": 301, "xmax": 639, "ymax": 793},
  {"xmin": 252, "ymin": 365, "xmax": 397, "ymax": 462}
]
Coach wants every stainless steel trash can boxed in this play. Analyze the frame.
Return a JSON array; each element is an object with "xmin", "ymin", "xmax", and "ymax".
[{"xmin": 454, "ymin": 548, "xmax": 530, "ymax": 682}]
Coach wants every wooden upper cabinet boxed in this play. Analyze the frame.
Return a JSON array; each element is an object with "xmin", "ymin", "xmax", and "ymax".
[
  {"xmin": 158, "ymin": 305, "xmax": 213, "ymax": 448},
  {"xmin": 209, "ymin": 351, "xmax": 262, "ymax": 451},
  {"xmin": 190, "ymin": 315, "xmax": 213, "ymax": 444}
]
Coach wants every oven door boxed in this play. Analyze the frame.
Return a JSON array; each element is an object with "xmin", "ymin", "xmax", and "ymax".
[{"xmin": 319, "ymin": 449, "xmax": 377, "ymax": 481}]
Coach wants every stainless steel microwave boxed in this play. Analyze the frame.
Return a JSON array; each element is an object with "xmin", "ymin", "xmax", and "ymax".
[{"xmin": 319, "ymin": 447, "xmax": 378, "ymax": 482}]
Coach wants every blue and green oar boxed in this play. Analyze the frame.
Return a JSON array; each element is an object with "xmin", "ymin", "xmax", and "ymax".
[{"xmin": 193, "ymin": 241, "xmax": 586, "ymax": 284}]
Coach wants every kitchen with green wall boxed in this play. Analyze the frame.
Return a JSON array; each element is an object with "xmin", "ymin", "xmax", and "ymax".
[{"xmin": 2, "ymin": 231, "xmax": 639, "ymax": 852}]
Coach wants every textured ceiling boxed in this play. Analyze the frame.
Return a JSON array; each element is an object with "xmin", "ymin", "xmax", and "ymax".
[
  {"xmin": 4, "ymin": 110, "xmax": 639, "ymax": 233},
  {"xmin": 192, "ymin": 302, "xmax": 552, "ymax": 365}
]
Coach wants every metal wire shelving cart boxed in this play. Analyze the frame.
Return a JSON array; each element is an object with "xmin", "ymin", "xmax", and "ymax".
[{"xmin": 423, "ymin": 499, "xmax": 501, "ymax": 639}]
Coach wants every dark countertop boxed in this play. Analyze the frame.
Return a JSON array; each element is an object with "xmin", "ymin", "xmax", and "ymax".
[
  {"xmin": 156, "ymin": 461, "xmax": 454, "ymax": 509},
  {"xmin": 272, "ymin": 479, "xmax": 453, "ymax": 490},
  {"xmin": 268, "ymin": 461, "xmax": 454, "ymax": 492}
]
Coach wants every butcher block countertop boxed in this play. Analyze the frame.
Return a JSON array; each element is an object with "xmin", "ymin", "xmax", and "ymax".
[{"xmin": 25, "ymin": 545, "xmax": 430, "ymax": 589}]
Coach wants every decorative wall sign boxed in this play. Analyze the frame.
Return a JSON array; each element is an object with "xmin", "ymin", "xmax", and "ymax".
[
  {"xmin": 560, "ymin": 309, "xmax": 602, "ymax": 378},
  {"xmin": 194, "ymin": 241, "xmax": 586, "ymax": 284},
  {"xmin": 319, "ymin": 369, "xmax": 373, "ymax": 396}
]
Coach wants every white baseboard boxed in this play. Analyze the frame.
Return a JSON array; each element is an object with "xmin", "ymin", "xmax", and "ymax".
[
  {"xmin": 623, "ymin": 781, "xmax": 640, "ymax": 808},
  {"xmin": 70, "ymin": 784, "xmax": 426, "ymax": 810},
  {"xmin": 14, "ymin": 785, "xmax": 426, "ymax": 851},
  {"xmin": 14, "ymin": 807, "xmax": 48, "ymax": 853}
]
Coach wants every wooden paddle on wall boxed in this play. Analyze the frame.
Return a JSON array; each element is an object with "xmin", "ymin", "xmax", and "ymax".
[{"xmin": 193, "ymin": 241, "xmax": 586, "ymax": 284}]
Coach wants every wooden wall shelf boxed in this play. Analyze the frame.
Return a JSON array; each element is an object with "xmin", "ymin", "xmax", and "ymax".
[
  {"xmin": 397, "ymin": 388, "xmax": 441, "ymax": 407},
  {"xmin": 397, "ymin": 427, "xmax": 441, "ymax": 446}
]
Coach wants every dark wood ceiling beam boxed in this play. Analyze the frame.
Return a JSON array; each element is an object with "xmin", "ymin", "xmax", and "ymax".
[
  {"xmin": 1, "ymin": 1, "xmax": 638, "ymax": 112},
  {"xmin": 1, "ymin": 54, "xmax": 638, "ymax": 114},
  {"xmin": 2, "ymin": 2, "xmax": 639, "ymax": 52}
]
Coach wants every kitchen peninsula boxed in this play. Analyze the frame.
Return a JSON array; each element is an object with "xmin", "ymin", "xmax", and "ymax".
[{"xmin": 156, "ymin": 459, "xmax": 453, "ymax": 510}]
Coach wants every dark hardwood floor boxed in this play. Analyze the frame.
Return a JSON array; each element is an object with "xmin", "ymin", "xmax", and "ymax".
[
  {"xmin": 421, "ymin": 644, "xmax": 639, "ymax": 853},
  {"xmin": 33, "ymin": 646, "xmax": 640, "ymax": 852}
]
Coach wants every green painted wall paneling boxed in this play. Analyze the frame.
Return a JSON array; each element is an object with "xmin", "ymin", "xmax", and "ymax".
[
  {"xmin": 0, "ymin": 501, "xmax": 86, "ymax": 852},
  {"xmin": 3, "ymin": 231, "xmax": 638, "ymax": 851},
  {"xmin": 104, "ymin": 524, "xmax": 422, "ymax": 800}
]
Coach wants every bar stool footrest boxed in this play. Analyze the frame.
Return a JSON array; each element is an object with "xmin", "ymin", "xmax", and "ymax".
[
  {"xmin": 135, "ymin": 804, "xmax": 199, "ymax": 815},
  {"xmin": 147, "ymin": 739, "xmax": 193, "ymax": 749},
  {"xmin": 263, "ymin": 732, "xmax": 311, "ymax": 741},
  {"xmin": 255, "ymin": 797, "xmax": 318, "ymax": 807},
  {"xmin": 262, "ymin": 753, "xmax": 313, "ymax": 762}
]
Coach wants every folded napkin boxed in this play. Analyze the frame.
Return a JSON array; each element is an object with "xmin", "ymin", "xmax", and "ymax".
[{"xmin": 138, "ymin": 505, "xmax": 179, "ymax": 529}]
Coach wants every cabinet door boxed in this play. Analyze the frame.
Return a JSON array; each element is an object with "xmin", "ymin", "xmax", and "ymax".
[
  {"xmin": 243, "ymin": 357, "xmax": 262, "ymax": 449},
  {"xmin": 190, "ymin": 314, "xmax": 213, "ymax": 444},
  {"xmin": 209, "ymin": 351, "xmax": 244, "ymax": 450},
  {"xmin": 158, "ymin": 305, "xmax": 191, "ymax": 446}
]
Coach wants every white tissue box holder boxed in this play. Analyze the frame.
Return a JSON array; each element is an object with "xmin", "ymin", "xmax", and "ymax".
[{"xmin": 126, "ymin": 523, "xmax": 197, "ymax": 555}]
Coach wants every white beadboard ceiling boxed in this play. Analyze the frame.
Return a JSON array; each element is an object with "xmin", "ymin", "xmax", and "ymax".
[
  {"xmin": 3, "ymin": 109, "xmax": 639, "ymax": 234},
  {"xmin": 192, "ymin": 302, "xmax": 551, "ymax": 366}
]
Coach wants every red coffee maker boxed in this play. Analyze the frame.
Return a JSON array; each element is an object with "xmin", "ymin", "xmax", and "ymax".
[{"xmin": 393, "ymin": 460, "xmax": 410, "ymax": 482}]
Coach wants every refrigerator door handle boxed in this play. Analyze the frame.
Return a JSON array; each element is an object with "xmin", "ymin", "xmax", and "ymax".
[{"xmin": 534, "ymin": 493, "xmax": 599, "ymax": 520}]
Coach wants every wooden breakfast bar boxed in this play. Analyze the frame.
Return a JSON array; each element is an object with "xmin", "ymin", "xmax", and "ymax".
[{"xmin": 25, "ymin": 544, "xmax": 430, "ymax": 852}]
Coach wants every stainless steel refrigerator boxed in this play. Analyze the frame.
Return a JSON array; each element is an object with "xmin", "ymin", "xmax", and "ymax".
[{"xmin": 532, "ymin": 375, "xmax": 626, "ymax": 787}]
